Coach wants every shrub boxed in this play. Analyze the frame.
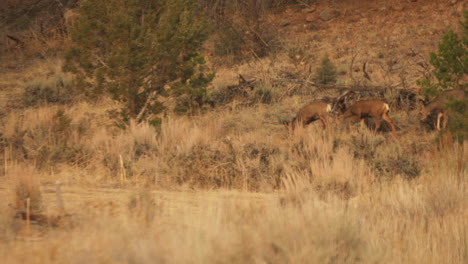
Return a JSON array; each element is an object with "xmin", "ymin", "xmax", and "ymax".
[
  {"xmin": 209, "ymin": 1, "xmax": 279, "ymax": 62},
  {"xmin": 347, "ymin": 133, "xmax": 385, "ymax": 161},
  {"xmin": 65, "ymin": 0, "xmax": 212, "ymax": 123},
  {"xmin": 214, "ymin": 23, "xmax": 245, "ymax": 58},
  {"xmin": 10, "ymin": 166, "xmax": 42, "ymax": 211},
  {"xmin": 2, "ymin": 107, "xmax": 93, "ymax": 171},
  {"xmin": 346, "ymin": 132, "xmax": 420, "ymax": 179},
  {"xmin": 284, "ymin": 37, "xmax": 309, "ymax": 61},
  {"xmin": 315, "ymin": 55, "xmax": 337, "ymax": 85},
  {"xmin": 23, "ymin": 73, "xmax": 76, "ymax": 106},
  {"xmin": 416, "ymin": 11, "xmax": 467, "ymax": 140},
  {"xmin": 254, "ymin": 88, "xmax": 273, "ymax": 104},
  {"xmin": 445, "ymin": 98, "xmax": 468, "ymax": 142},
  {"xmin": 372, "ymin": 154, "xmax": 420, "ymax": 180},
  {"xmin": 25, "ymin": 110, "xmax": 91, "ymax": 169}
]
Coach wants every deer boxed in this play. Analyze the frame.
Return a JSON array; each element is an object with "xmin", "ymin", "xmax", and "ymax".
[
  {"xmin": 420, "ymin": 89, "xmax": 465, "ymax": 131},
  {"xmin": 283, "ymin": 101, "xmax": 333, "ymax": 134},
  {"xmin": 339, "ymin": 99, "xmax": 397, "ymax": 138}
]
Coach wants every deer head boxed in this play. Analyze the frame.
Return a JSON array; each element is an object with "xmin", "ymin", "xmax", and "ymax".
[{"xmin": 330, "ymin": 90, "xmax": 355, "ymax": 114}]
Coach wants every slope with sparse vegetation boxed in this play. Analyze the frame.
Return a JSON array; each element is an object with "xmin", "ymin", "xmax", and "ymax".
[{"xmin": 0, "ymin": 1, "xmax": 467, "ymax": 263}]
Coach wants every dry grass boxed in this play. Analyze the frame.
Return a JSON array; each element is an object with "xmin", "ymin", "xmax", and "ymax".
[
  {"xmin": 1, "ymin": 2, "xmax": 467, "ymax": 262},
  {"xmin": 0, "ymin": 94, "xmax": 466, "ymax": 263},
  {"xmin": 0, "ymin": 144, "xmax": 466, "ymax": 263},
  {"xmin": 0, "ymin": 53, "xmax": 466, "ymax": 263}
]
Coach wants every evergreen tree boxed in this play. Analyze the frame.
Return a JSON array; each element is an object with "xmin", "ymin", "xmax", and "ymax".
[
  {"xmin": 315, "ymin": 55, "xmax": 337, "ymax": 85},
  {"xmin": 417, "ymin": 11, "xmax": 467, "ymax": 141},
  {"xmin": 65, "ymin": 0, "xmax": 212, "ymax": 123},
  {"xmin": 418, "ymin": 11, "xmax": 467, "ymax": 96}
]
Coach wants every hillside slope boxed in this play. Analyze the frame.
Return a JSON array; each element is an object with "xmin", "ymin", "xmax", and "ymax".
[{"xmin": 213, "ymin": 0, "xmax": 467, "ymax": 90}]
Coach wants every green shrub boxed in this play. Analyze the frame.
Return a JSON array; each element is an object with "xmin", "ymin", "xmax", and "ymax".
[
  {"xmin": 446, "ymin": 98, "xmax": 468, "ymax": 142},
  {"xmin": 29, "ymin": 110, "xmax": 90, "ymax": 169},
  {"xmin": 372, "ymin": 154, "xmax": 420, "ymax": 180},
  {"xmin": 254, "ymin": 88, "xmax": 273, "ymax": 104},
  {"xmin": 210, "ymin": 2, "xmax": 279, "ymax": 62},
  {"xmin": 315, "ymin": 55, "xmax": 337, "ymax": 85},
  {"xmin": 214, "ymin": 23, "xmax": 245, "ymax": 58},
  {"xmin": 2, "ymin": 110, "xmax": 93, "ymax": 171},
  {"xmin": 417, "ymin": 11, "xmax": 467, "ymax": 140},
  {"xmin": 417, "ymin": 11, "xmax": 467, "ymax": 93},
  {"xmin": 346, "ymin": 133, "xmax": 420, "ymax": 179},
  {"xmin": 23, "ymin": 74, "xmax": 76, "ymax": 106},
  {"xmin": 65, "ymin": 0, "xmax": 212, "ymax": 123},
  {"xmin": 347, "ymin": 133, "xmax": 385, "ymax": 161}
]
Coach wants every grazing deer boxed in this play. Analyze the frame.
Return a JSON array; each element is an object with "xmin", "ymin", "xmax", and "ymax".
[
  {"xmin": 339, "ymin": 99, "xmax": 397, "ymax": 137},
  {"xmin": 330, "ymin": 89, "xmax": 355, "ymax": 114},
  {"xmin": 420, "ymin": 89, "xmax": 465, "ymax": 131},
  {"xmin": 283, "ymin": 102, "xmax": 333, "ymax": 134}
]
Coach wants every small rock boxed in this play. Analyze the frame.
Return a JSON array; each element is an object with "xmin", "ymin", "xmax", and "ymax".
[
  {"xmin": 311, "ymin": 34, "xmax": 322, "ymax": 41},
  {"xmin": 392, "ymin": 5, "xmax": 405, "ymax": 11},
  {"xmin": 347, "ymin": 15, "xmax": 361, "ymax": 23},
  {"xmin": 302, "ymin": 7, "xmax": 316, "ymax": 13},
  {"xmin": 319, "ymin": 8, "xmax": 340, "ymax": 21},
  {"xmin": 279, "ymin": 19, "xmax": 290, "ymax": 27}
]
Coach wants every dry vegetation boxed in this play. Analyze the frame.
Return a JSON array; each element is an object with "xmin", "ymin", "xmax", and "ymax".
[{"xmin": 0, "ymin": 0, "xmax": 467, "ymax": 263}]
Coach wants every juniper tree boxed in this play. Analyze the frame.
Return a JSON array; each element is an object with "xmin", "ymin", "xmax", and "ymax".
[
  {"xmin": 417, "ymin": 11, "xmax": 467, "ymax": 141},
  {"xmin": 65, "ymin": 0, "xmax": 212, "ymax": 123},
  {"xmin": 418, "ymin": 11, "xmax": 467, "ymax": 96},
  {"xmin": 315, "ymin": 55, "xmax": 337, "ymax": 85}
]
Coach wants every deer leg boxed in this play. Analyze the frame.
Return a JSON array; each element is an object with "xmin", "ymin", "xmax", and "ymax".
[
  {"xmin": 325, "ymin": 115, "xmax": 333, "ymax": 135},
  {"xmin": 321, "ymin": 115, "xmax": 333, "ymax": 135},
  {"xmin": 436, "ymin": 112, "xmax": 443, "ymax": 131},
  {"xmin": 382, "ymin": 112, "xmax": 397, "ymax": 138},
  {"xmin": 442, "ymin": 111, "xmax": 449, "ymax": 130},
  {"xmin": 339, "ymin": 111, "xmax": 352, "ymax": 129},
  {"xmin": 373, "ymin": 117, "xmax": 381, "ymax": 134},
  {"xmin": 319, "ymin": 118, "xmax": 326, "ymax": 129}
]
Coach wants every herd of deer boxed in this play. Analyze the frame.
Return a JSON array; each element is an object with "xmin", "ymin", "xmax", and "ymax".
[{"xmin": 283, "ymin": 89, "xmax": 466, "ymax": 138}]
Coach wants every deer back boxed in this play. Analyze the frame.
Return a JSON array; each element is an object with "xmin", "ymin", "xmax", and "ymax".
[
  {"xmin": 348, "ymin": 100, "xmax": 388, "ymax": 116},
  {"xmin": 421, "ymin": 89, "xmax": 466, "ymax": 119},
  {"xmin": 296, "ymin": 102, "xmax": 330, "ymax": 121}
]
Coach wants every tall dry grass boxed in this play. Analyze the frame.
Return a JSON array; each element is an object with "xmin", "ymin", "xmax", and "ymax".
[
  {"xmin": 1, "ymin": 2, "xmax": 467, "ymax": 261},
  {"xmin": 0, "ymin": 141, "xmax": 465, "ymax": 263},
  {"xmin": 1, "ymin": 95, "xmax": 465, "ymax": 263},
  {"xmin": 0, "ymin": 54, "xmax": 465, "ymax": 263}
]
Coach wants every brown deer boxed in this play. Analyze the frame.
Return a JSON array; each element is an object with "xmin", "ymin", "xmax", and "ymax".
[
  {"xmin": 339, "ymin": 99, "xmax": 397, "ymax": 137},
  {"xmin": 283, "ymin": 102, "xmax": 333, "ymax": 134},
  {"xmin": 420, "ymin": 89, "xmax": 465, "ymax": 131}
]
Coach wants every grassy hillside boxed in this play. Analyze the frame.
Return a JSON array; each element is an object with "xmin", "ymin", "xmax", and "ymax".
[{"xmin": 0, "ymin": 1, "xmax": 467, "ymax": 263}]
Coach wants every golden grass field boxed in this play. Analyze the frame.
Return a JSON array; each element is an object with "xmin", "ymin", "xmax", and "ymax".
[
  {"xmin": 0, "ymin": 64, "xmax": 466, "ymax": 262},
  {"xmin": 1, "ymin": 1, "xmax": 467, "ymax": 263}
]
